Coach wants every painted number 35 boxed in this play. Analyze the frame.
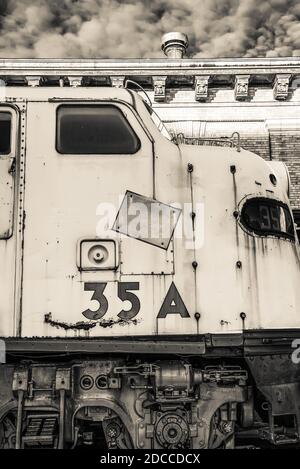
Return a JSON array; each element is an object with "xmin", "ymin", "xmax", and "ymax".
[
  {"xmin": 82, "ymin": 281, "xmax": 191, "ymax": 322},
  {"xmin": 82, "ymin": 282, "xmax": 140, "ymax": 321}
]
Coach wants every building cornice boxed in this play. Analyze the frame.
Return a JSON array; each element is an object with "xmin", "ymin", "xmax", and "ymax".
[
  {"xmin": 0, "ymin": 57, "xmax": 300, "ymax": 76},
  {"xmin": 1, "ymin": 57, "xmax": 300, "ymax": 103}
]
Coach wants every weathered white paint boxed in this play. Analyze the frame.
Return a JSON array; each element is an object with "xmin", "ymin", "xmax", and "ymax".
[
  {"xmin": 0, "ymin": 107, "xmax": 18, "ymax": 337},
  {"xmin": 0, "ymin": 87, "xmax": 299, "ymax": 338}
]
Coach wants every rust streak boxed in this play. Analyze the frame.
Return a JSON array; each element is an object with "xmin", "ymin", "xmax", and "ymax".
[{"xmin": 44, "ymin": 313, "xmax": 139, "ymax": 331}]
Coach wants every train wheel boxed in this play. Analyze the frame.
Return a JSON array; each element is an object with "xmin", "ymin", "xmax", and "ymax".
[{"xmin": 0, "ymin": 413, "xmax": 16, "ymax": 449}]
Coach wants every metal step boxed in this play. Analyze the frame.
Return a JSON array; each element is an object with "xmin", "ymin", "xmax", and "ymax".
[{"xmin": 22, "ymin": 414, "xmax": 58, "ymax": 448}]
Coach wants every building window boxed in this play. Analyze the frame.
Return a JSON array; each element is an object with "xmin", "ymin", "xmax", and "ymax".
[
  {"xmin": 56, "ymin": 105, "xmax": 140, "ymax": 154},
  {"xmin": 0, "ymin": 112, "xmax": 11, "ymax": 155}
]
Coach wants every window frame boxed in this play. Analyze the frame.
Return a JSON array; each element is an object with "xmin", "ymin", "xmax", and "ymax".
[
  {"xmin": 55, "ymin": 103, "xmax": 141, "ymax": 156},
  {"xmin": 142, "ymin": 99, "xmax": 172, "ymax": 140},
  {"xmin": 0, "ymin": 105, "xmax": 17, "ymax": 239},
  {"xmin": 239, "ymin": 196, "xmax": 295, "ymax": 241}
]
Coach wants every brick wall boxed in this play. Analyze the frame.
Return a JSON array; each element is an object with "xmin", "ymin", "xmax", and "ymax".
[
  {"xmin": 217, "ymin": 131, "xmax": 300, "ymax": 208},
  {"xmin": 239, "ymin": 136, "xmax": 270, "ymax": 160}
]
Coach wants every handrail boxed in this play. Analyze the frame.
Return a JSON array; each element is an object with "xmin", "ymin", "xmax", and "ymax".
[{"xmin": 173, "ymin": 132, "xmax": 241, "ymax": 151}]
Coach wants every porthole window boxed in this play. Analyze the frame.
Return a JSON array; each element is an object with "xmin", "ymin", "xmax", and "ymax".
[
  {"xmin": 240, "ymin": 198, "xmax": 294, "ymax": 240},
  {"xmin": 56, "ymin": 105, "xmax": 140, "ymax": 154}
]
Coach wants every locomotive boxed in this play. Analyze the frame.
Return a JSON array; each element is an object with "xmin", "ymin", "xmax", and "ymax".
[{"xmin": 0, "ymin": 64, "xmax": 300, "ymax": 449}]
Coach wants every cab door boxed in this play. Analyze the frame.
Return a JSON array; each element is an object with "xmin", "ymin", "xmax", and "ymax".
[
  {"xmin": 0, "ymin": 106, "xmax": 19, "ymax": 336},
  {"xmin": 21, "ymin": 98, "xmax": 168, "ymax": 337}
]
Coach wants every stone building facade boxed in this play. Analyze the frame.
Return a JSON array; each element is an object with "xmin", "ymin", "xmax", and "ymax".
[{"xmin": 144, "ymin": 60, "xmax": 300, "ymax": 211}]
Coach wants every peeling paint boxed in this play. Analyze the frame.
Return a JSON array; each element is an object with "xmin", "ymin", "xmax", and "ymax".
[
  {"xmin": 44, "ymin": 312, "xmax": 139, "ymax": 331},
  {"xmin": 44, "ymin": 313, "xmax": 97, "ymax": 331},
  {"xmin": 220, "ymin": 320, "xmax": 231, "ymax": 326},
  {"xmin": 97, "ymin": 317, "xmax": 140, "ymax": 328}
]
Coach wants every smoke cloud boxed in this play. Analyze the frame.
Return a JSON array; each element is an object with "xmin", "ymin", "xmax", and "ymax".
[{"xmin": 0, "ymin": 0, "xmax": 299, "ymax": 58}]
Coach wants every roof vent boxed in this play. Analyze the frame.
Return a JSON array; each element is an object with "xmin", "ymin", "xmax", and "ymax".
[{"xmin": 161, "ymin": 32, "xmax": 189, "ymax": 59}]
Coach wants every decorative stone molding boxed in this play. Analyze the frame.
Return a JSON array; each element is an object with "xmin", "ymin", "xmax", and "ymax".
[
  {"xmin": 153, "ymin": 76, "xmax": 167, "ymax": 102},
  {"xmin": 234, "ymin": 75, "xmax": 250, "ymax": 100},
  {"xmin": 273, "ymin": 74, "xmax": 291, "ymax": 100},
  {"xmin": 26, "ymin": 76, "xmax": 42, "ymax": 87},
  {"xmin": 265, "ymin": 118, "xmax": 300, "ymax": 131},
  {"xmin": 110, "ymin": 75, "xmax": 126, "ymax": 88},
  {"xmin": 195, "ymin": 75, "xmax": 210, "ymax": 101}
]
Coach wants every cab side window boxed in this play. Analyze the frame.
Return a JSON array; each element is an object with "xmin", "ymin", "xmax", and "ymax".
[
  {"xmin": 0, "ymin": 112, "xmax": 11, "ymax": 154},
  {"xmin": 56, "ymin": 105, "xmax": 140, "ymax": 154},
  {"xmin": 0, "ymin": 110, "xmax": 14, "ymax": 239}
]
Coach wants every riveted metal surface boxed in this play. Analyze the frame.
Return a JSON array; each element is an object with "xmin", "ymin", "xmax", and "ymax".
[
  {"xmin": 0, "ymin": 87, "xmax": 298, "ymax": 340},
  {"xmin": 0, "ymin": 103, "xmax": 26, "ymax": 337}
]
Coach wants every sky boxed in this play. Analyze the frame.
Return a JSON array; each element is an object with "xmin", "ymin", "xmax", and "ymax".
[{"xmin": 0, "ymin": 0, "xmax": 300, "ymax": 59}]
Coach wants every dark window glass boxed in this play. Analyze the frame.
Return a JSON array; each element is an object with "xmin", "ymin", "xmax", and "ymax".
[
  {"xmin": 57, "ymin": 105, "xmax": 140, "ymax": 154},
  {"xmin": 241, "ymin": 198, "xmax": 295, "ymax": 240},
  {"xmin": 0, "ymin": 112, "xmax": 11, "ymax": 155}
]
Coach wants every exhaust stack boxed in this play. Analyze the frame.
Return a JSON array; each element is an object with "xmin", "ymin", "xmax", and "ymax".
[{"xmin": 161, "ymin": 32, "xmax": 188, "ymax": 59}]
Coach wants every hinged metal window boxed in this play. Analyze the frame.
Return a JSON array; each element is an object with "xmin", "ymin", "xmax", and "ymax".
[
  {"xmin": 56, "ymin": 104, "xmax": 141, "ymax": 155},
  {"xmin": 240, "ymin": 197, "xmax": 295, "ymax": 240}
]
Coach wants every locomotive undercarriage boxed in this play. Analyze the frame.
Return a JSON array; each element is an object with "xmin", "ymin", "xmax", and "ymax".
[{"xmin": 1, "ymin": 334, "xmax": 300, "ymax": 449}]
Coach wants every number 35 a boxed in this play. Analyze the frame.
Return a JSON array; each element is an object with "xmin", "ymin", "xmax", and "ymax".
[{"xmin": 82, "ymin": 282, "xmax": 140, "ymax": 321}]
